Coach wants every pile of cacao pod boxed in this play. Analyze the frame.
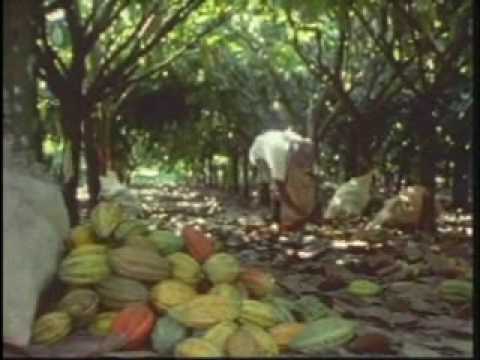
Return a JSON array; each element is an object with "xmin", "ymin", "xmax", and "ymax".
[{"xmin": 31, "ymin": 200, "xmax": 367, "ymax": 356}]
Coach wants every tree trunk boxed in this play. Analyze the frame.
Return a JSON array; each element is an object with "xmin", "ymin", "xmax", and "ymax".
[
  {"xmin": 451, "ymin": 145, "xmax": 469, "ymax": 210},
  {"xmin": 3, "ymin": 0, "xmax": 38, "ymax": 162},
  {"xmin": 231, "ymin": 152, "xmax": 239, "ymax": 193},
  {"xmin": 414, "ymin": 99, "xmax": 437, "ymax": 233},
  {"xmin": 345, "ymin": 124, "xmax": 359, "ymax": 179},
  {"xmin": 242, "ymin": 152, "xmax": 250, "ymax": 200},
  {"xmin": 60, "ymin": 104, "xmax": 83, "ymax": 226},
  {"xmin": 84, "ymin": 116, "xmax": 101, "ymax": 210}
]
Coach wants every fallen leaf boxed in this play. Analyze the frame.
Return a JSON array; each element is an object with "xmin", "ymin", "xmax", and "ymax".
[{"xmin": 349, "ymin": 333, "xmax": 394, "ymax": 354}]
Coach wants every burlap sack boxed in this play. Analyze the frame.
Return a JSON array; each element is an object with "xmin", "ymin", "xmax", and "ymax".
[{"xmin": 3, "ymin": 169, "xmax": 68, "ymax": 347}]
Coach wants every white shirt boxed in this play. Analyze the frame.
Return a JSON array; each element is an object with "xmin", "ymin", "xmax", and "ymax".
[{"xmin": 249, "ymin": 129, "xmax": 306, "ymax": 181}]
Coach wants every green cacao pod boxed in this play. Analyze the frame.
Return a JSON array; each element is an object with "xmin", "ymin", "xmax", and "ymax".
[
  {"xmin": 169, "ymin": 294, "xmax": 240, "ymax": 329},
  {"xmin": 57, "ymin": 288, "xmax": 99, "ymax": 326},
  {"xmin": 175, "ymin": 338, "xmax": 223, "ymax": 357},
  {"xmin": 265, "ymin": 296, "xmax": 297, "ymax": 323},
  {"xmin": 289, "ymin": 317, "xmax": 356, "ymax": 353},
  {"xmin": 239, "ymin": 299, "xmax": 281, "ymax": 329},
  {"xmin": 150, "ymin": 279, "xmax": 197, "ymax": 313},
  {"xmin": 113, "ymin": 219, "xmax": 150, "ymax": 244},
  {"xmin": 88, "ymin": 311, "xmax": 119, "ymax": 336},
  {"xmin": 203, "ymin": 253, "xmax": 241, "ymax": 284},
  {"xmin": 167, "ymin": 252, "xmax": 203, "ymax": 285},
  {"xmin": 438, "ymin": 279, "xmax": 472, "ymax": 303},
  {"xmin": 109, "ymin": 246, "xmax": 171, "ymax": 283},
  {"xmin": 124, "ymin": 235, "xmax": 158, "ymax": 251},
  {"xmin": 58, "ymin": 253, "xmax": 110, "ymax": 285},
  {"xmin": 151, "ymin": 316, "xmax": 188, "ymax": 355},
  {"xmin": 203, "ymin": 321, "xmax": 238, "ymax": 351},
  {"xmin": 294, "ymin": 295, "xmax": 330, "ymax": 322},
  {"xmin": 91, "ymin": 201, "xmax": 126, "ymax": 239},
  {"xmin": 95, "ymin": 276, "xmax": 149, "ymax": 310},
  {"xmin": 148, "ymin": 230, "xmax": 185, "ymax": 255},
  {"xmin": 32, "ymin": 311, "xmax": 72, "ymax": 345},
  {"xmin": 347, "ymin": 280, "xmax": 382, "ymax": 297}
]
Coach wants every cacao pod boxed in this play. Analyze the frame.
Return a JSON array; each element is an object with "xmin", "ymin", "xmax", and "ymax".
[
  {"xmin": 95, "ymin": 276, "xmax": 149, "ymax": 310},
  {"xmin": 58, "ymin": 253, "xmax": 110, "ymax": 285},
  {"xmin": 124, "ymin": 235, "xmax": 158, "ymax": 251},
  {"xmin": 169, "ymin": 294, "xmax": 240, "ymax": 329},
  {"xmin": 243, "ymin": 323, "xmax": 279, "ymax": 356},
  {"xmin": 226, "ymin": 327, "xmax": 263, "ymax": 357},
  {"xmin": 294, "ymin": 295, "xmax": 330, "ymax": 322},
  {"xmin": 203, "ymin": 321, "xmax": 238, "ymax": 351},
  {"xmin": 239, "ymin": 300, "xmax": 280, "ymax": 329},
  {"xmin": 91, "ymin": 201, "xmax": 126, "ymax": 239},
  {"xmin": 203, "ymin": 253, "xmax": 241, "ymax": 284},
  {"xmin": 113, "ymin": 219, "xmax": 149, "ymax": 244},
  {"xmin": 112, "ymin": 304, "xmax": 156, "ymax": 350},
  {"xmin": 265, "ymin": 296, "xmax": 297, "ymax": 323},
  {"xmin": 32, "ymin": 311, "xmax": 72, "ymax": 345},
  {"xmin": 109, "ymin": 246, "xmax": 170, "ymax": 283},
  {"xmin": 289, "ymin": 317, "xmax": 356, "ymax": 353},
  {"xmin": 347, "ymin": 280, "xmax": 382, "ymax": 297},
  {"xmin": 209, "ymin": 283, "xmax": 243, "ymax": 306},
  {"xmin": 69, "ymin": 244, "xmax": 108, "ymax": 257},
  {"xmin": 150, "ymin": 279, "xmax": 197, "ymax": 313},
  {"xmin": 57, "ymin": 288, "xmax": 99, "ymax": 326},
  {"xmin": 269, "ymin": 322, "xmax": 306, "ymax": 350},
  {"xmin": 182, "ymin": 225, "xmax": 215, "ymax": 263},
  {"xmin": 438, "ymin": 279, "xmax": 472, "ymax": 303},
  {"xmin": 151, "ymin": 316, "xmax": 188, "ymax": 355},
  {"xmin": 239, "ymin": 268, "xmax": 276, "ymax": 299},
  {"xmin": 167, "ymin": 252, "xmax": 203, "ymax": 285},
  {"xmin": 175, "ymin": 338, "xmax": 223, "ymax": 357},
  {"xmin": 69, "ymin": 223, "xmax": 97, "ymax": 248},
  {"xmin": 148, "ymin": 230, "xmax": 185, "ymax": 255},
  {"xmin": 88, "ymin": 311, "xmax": 119, "ymax": 337}
]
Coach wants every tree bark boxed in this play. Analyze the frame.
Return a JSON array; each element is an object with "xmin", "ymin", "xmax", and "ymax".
[
  {"xmin": 3, "ymin": 0, "xmax": 39, "ymax": 161},
  {"xmin": 231, "ymin": 152, "xmax": 239, "ymax": 193},
  {"xmin": 60, "ymin": 104, "xmax": 83, "ymax": 226},
  {"xmin": 84, "ymin": 115, "xmax": 101, "ymax": 210},
  {"xmin": 242, "ymin": 152, "xmax": 250, "ymax": 200},
  {"xmin": 451, "ymin": 145, "xmax": 469, "ymax": 210}
]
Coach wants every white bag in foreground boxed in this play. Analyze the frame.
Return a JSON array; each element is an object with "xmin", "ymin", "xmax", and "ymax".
[
  {"xmin": 324, "ymin": 170, "xmax": 375, "ymax": 220},
  {"xmin": 3, "ymin": 169, "xmax": 69, "ymax": 347}
]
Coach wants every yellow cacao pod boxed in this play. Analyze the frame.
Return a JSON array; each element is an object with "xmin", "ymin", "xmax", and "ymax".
[
  {"xmin": 88, "ymin": 312, "xmax": 119, "ymax": 336},
  {"xmin": 150, "ymin": 279, "xmax": 197, "ymax": 313},
  {"xmin": 209, "ymin": 283, "xmax": 243, "ymax": 306},
  {"xmin": 269, "ymin": 322, "xmax": 306, "ymax": 350},
  {"xmin": 175, "ymin": 338, "xmax": 223, "ymax": 357},
  {"xmin": 243, "ymin": 323, "xmax": 279, "ymax": 356},
  {"xmin": 226, "ymin": 327, "xmax": 262, "ymax": 357},
  {"xmin": 32, "ymin": 311, "xmax": 72, "ymax": 345},
  {"xmin": 203, "ymin": 321, "xmax": 238, "ymax": 351},
  {"xmin": 169, "ymin": 294, "xmax": 240, "ymax": 329},
  {"xmin": 69, "ymin": 223, "xmax": 97, "ymax": 248}
]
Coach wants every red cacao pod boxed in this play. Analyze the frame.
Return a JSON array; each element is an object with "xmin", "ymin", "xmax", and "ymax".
[
  {"xmin": 112, "ymin": 304, "xmax": 156, "ymax": 350},
  {"xmin": 182, "ymin": 225, "xmax": 215, "ymax": 263}
]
